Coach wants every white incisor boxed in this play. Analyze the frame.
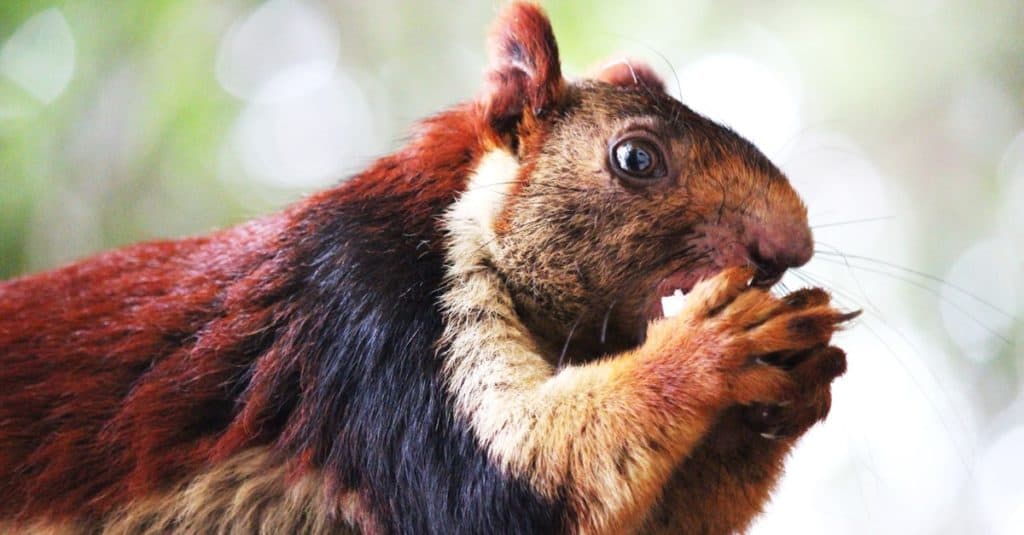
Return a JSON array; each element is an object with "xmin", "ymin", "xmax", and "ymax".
[{"xmin": 660, "ymin": 289, "xmax": 688, "ymax": 318}]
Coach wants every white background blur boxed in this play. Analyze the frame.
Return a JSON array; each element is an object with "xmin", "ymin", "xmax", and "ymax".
[{"xmin": 0, "ymin": 1, "xmax": 1021, "ymax": 533}]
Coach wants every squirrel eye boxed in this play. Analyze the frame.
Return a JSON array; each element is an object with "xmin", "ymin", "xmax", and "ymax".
[{"xmin": 609, "ymin": 137, "xmax": 665, "ymax": 182}]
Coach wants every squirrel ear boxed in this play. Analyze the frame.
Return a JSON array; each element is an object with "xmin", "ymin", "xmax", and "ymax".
[
  {"xmin": 592, "ymin": 58, "xmax": 666, "ymax": 93},
  {"xmin": 483, "ymin": 3, "xmax": 565, "ymax": 124}
]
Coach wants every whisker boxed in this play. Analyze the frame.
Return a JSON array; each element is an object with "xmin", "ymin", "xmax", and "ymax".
[
  {"xmin": 462, "ymin": 180, "xmax": 590, "ymax": 196},
  {"xmin": 644, "ymin": 43, "xmax": 684, "ymax": 102},
  {"xmin": 813, "ymin": 243, "xmax": 1015, "ymax": 319},
  {"xmin": 811, "ymin": 215, "xmax": 895, "ymax": 229},
  {"xmin": 810, "ymin": 256, "xmax": 1012, "ymax": 344},
  {"xmin": 793, "ymin": 267, "xmax": 976, "ymax": 473},
  {"xmin": 779, "ymin": 134, "xmax": 866, "ymax": 169},
  {"xmin": 852, "ymin": 314, "xmax": 974, "ymax": 474},
  {"xmin": 811, "ymin": 246, "xmax": 883, "ymax": 315},
  {"xmin": 600, "ymin": 300, "xmax": 617, "ymax": 345},
  {"xmin": 790, "ymin": 269, "xmax": 863, "ymax": 312},
  {"xmin": 559, "ymin": 313, "xmax": 584, "ymax": 369},
  {"xmin": 461, "ymin": 216, "xmax": 560, "ymax": 258},
  {"xmin": 598, "ymin": 31, "xmax": 684, "ymax": 102}
]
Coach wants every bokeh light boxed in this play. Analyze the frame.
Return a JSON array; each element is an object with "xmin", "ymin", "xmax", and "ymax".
[
  {"xmin": 0, "ymin": 8, "xmax": 74, "ymax": 108},
  {"xmin": 677, "ymin": 52, "xmax": 801, "ymax": 159}
]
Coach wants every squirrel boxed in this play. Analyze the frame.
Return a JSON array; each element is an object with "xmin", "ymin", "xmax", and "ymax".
[{"xmin": 0, "ymin": 3, "xmax": 857, "ymax": 534}]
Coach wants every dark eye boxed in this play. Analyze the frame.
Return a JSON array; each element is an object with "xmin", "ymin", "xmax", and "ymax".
[{"xmin": 609, "ymin": 137, "xmax": 666, "ymax": 182}]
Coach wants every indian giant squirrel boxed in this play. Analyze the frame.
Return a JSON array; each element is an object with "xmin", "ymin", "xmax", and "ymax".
[{"xmin": 0, "ymin": 4, "xmax": 856, "ymax": 534}]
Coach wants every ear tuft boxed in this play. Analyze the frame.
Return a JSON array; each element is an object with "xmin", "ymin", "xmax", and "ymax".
[
  {"xmin": 484, "ymin": 3, "xmax": 565, "ymax": 124},
  {"xmin": 593, "ymin": 58, "xmax": 666, "ymax": 93}
]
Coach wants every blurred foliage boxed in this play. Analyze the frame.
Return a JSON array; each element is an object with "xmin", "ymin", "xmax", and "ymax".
[
  {"xmin": 0, "ymin": 0, "xmax": 249, "ymax": 277},
  {"xmin": 1, "ymin": 0, "xmax": 1020, "ymax": 276}
]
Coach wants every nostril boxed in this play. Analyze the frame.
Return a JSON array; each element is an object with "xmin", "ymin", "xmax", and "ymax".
[
  {"xmin": 748, "ymin": 249, "xmax": 788, "ymax": 289},
  {"xmin": 750, "ymin": 265, "xmax": 785, "ymax": 289}
]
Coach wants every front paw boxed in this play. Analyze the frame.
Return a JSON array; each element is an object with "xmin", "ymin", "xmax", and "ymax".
[
  {"xmin": 743, "ymin": 345, "xmax": 847, "ymax": 440},
  {"xmin": 652, "ymin": 267, "xmax": 856, "ymax": 410}
]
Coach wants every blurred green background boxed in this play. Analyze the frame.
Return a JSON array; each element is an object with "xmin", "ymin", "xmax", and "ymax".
[{"xmin": 0, "ymin": 1, "xmax": 1021, "ymax": 533}]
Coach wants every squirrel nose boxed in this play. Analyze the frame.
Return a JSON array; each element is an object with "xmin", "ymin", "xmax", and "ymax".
[
  {"xmin": 748, "ymin": 249, "xmax": 789, "ymax": 288},
  {"xmin": 746, "ymin": 227, "xmax": 813, "ymax": 289}
]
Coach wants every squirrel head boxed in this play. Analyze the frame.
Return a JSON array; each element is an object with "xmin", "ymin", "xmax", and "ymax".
[{"xmin": 463, "ymin": 3, "xmax": 813, "ymax": 361}]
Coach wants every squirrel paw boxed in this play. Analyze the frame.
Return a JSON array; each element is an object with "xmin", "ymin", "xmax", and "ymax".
[
  {"xmin": 659, "ymin": 266, "xmax": 857, "ymax": 410},
  {"xmin": 742, "ymin": 345, "xmax": 847, "ymax": 439}
]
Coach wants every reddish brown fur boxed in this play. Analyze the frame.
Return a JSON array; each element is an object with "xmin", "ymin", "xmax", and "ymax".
[
  {"xmin": 0, "ymin": 103, "xmax": 490, "ymax": 525},
  {"xmin": 593, "ymin": 59, "xmax": 667, "ymax": 93},
  {"xmin": 485, "ymin": 3, "xmax": 566, "ymax": 123}
]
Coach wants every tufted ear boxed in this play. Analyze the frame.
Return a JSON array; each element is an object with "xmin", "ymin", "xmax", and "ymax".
[
  {"xmin": 483, "ymin": 3, "xmax": 566, "ymax": 125},
  {"xmin": 592, "ymin": 58, "xmax": 666, "ymax": 93}
]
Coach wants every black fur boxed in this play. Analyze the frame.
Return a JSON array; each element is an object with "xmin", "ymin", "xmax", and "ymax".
[{"xmin": 270, "ymin": 189, "xmax": 571, "ymax": 534}]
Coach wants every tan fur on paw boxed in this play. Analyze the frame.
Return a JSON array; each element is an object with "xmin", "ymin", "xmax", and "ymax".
[{"xmin": 642, "ymin": 267, "xmax": 857, "ymax": 410}]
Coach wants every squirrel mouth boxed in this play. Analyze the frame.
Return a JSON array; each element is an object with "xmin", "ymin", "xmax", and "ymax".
[
  {"xmin": 646, "ymin": 266, "xmax": 776, "ymax": 322},
  {"xmin": 646, "ymin": 270, "xmax": 704, "ymax": 321}
]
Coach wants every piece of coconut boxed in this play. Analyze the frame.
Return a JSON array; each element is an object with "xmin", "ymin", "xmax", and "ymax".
[{"xmin": 660, "ymin": 289, "xmax": 688, "ymax": 318}]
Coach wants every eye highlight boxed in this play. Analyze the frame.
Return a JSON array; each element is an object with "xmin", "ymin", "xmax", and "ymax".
[{"xmin": 608, "ymin": 135, "xmax": 666, "ymax": 184}]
